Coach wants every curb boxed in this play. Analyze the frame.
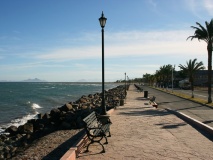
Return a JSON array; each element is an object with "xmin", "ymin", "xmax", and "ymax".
[
  {"xmin": 60, "ymin": 108, "xmax": 116, "ymax": 160},
  {"xmin": 165, "ymin": 108, "xmax": 213, "ymax": 136},
  {"xmin": 151, "ymin": 86, "xmax": 213, "ymax": 110}
]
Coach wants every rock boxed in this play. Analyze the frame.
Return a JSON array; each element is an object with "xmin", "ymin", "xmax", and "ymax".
[
  {"xmin": 0, "ymin": 134, "xmax": 7, "ymax": 141},
  {"xmin": 60, "ymin": 121, "xmax": 71, "ymax": 129},
  {"xmin": 4, "ymin": 152, "xmax": 11, "ymax": 159},
  {"xmin": 0, "ymin": 84, "xmax": 127, "ymax": 159},
  {"xmin": 79, "ymin": 98, "xmax": 87, "ymax": 103},
  {"xmin": 18, "ymin": 123, "xmax": 33, "ymax": 134},
  {"xmin": 76, "ymin": 116, "xmax": 84, "ymax": 128},
  {"xmin": 81, "ymin": 105, "xmax": 88, "ymax": 110},
  {"xmin": 27, "ymin": 119, "xmax": 37, "ymax": 124},
  {"xmin": 42, "ymin": 113, "xmax": 51, "ymax": 120},
  {"xmin": 57, "ymin": 111, "xmax": 66, "ymax": 123},
  {"xmin": 50, "ymin": 108, "xmax": 60, "ymax": 117},
  {"xmin": 0, "ymin": 154, "xmax": 4, "ymax": 159},
  {"xmin": 10, "ymin": 146, "xmax": 17, "ymax": 153},
  {"xmin": 3, "ymin": 146, "xmax": 10, "ymax": 152},
  {"xmin": 22, "ymin": 142, "xmax": 28, "ymax": 147},
  {"xmin": 39, "ymin": 113, "xmax": 51, "ymax": 126},
  {"xmin": 81, "ymin": 95, "xmax": 87, "ymax": 98},
  {"xmin": 59, "ymin": 103, "xmax": 73, "ymax": 112},
  {"xmin": 88, "ymin": 94, "xmax": 94, "ymax": 98},
  {"xmin": 37, "ymin": 113, "xmax": 44, "ymax": 119},
  {"xmin": 72, "ymin": 104, "xmax": 79, "ymax": 110},
  {"xmin": 25, "ymin": 134, "xmax": 31, "ymax": 140},
  {"xmin": 33, "ymin": 119, "xmax": 46, "ymax": 131},
  {"xmin": 5, "ymin": 126, "xmax": 18, "ymax": 136},
  {"xmin": 13, "ymin": 134, "xmax": 23, "ymax": 141}
]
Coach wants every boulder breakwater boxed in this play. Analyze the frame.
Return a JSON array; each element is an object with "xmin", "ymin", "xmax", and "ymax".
[{"xmin": 0, "ymin": 85, "xmax": 127, "ymax": 159}]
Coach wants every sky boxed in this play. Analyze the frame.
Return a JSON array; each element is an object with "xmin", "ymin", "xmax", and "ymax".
[{"xmin": 0, "ymin": 0, "xmax": 213, "ymax": 82}]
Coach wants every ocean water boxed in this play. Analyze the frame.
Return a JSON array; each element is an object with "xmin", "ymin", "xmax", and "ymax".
[{"xmin": 0, "ymin": 82, "xmax": 119, "ymax": 133}]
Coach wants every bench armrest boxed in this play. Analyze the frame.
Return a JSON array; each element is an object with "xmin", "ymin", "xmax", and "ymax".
[
  {"xmin": 97, "ymin": 115, "xmax": 112, "ymax": 125},
  {"xmin": 88, "ymin": 127, "xmax": 102, "ymax": 130}
]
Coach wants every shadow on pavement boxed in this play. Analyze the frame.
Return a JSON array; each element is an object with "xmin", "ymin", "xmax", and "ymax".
[
  {"xmin": 155, "ymin": 122, "xmax": 187, "ymax": 129},
  {"xmin": 135, "ymin": 97, "xmax": 149, "ymax": 101},
  {"xmin": 118, "ymin": 109, "xmax": 170, "ymax": 117},
  {"xmin": 42, "ymin": 129, "xmax": 85, "ymax": 160},
  {"xmin": 203, "ymin": 120, "xmax": 213, "ymax": 124},
  {"xmin": 157, "ymin": 99, "xmax": 187, "ymax": 105},
  {"xmin": 189, "ymin": 123, "xmax": 213, "ymax": 142}
]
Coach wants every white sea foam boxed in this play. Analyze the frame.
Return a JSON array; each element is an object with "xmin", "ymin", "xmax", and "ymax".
[
  {"xmin": 0, "ymin": 128, "xmax": 5, "ymax": 134},
  {"xmin": 79, "ymin": 83, "xmax": 101, "ymax": 87},
  {"xmin": 11, "ymin": 113, "xmax": 37, "ymax": 125},
  {"xmin": 32, "ymin": 103, "xmax": 42, "ymax": 109},
  {"xmin": 0, "ymin": 113, "xmax": 38, "ymax": 134}
]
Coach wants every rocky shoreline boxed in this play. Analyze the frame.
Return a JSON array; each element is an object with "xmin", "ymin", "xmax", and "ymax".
[{"xmin": 0, "ymin": 85, "xmax": 128, "ymax": 159}]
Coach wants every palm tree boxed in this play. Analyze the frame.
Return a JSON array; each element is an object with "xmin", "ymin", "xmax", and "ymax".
[
  {"xmin": 179, "ymin": 59, "xmax": 205, "ymax": 98},
  {"xmin": 158, "ymin": 64, "xmax": 173, "ymax": 88},
  {"xmin": 143, "ymin": 73, "xmax": 151, "ymax": 85},
  {"xmin": 187, "ymin": 19, "xmax": 213, "ymax": 103}
]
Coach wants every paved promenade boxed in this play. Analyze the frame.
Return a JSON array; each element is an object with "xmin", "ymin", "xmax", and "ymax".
[{"xmin": 77, "ymin": 85, "xmax": 213, "ymax": 160}]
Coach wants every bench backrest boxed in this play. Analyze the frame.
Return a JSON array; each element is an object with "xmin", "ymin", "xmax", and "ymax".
[
  {"xmin": 83, "ymin": 111, "xmax": 100, "ymax": 128},
  {"xmin": 83, "ymin": 111, "xmax": 102, "ymax": 136},
  {"xmin": 150, "ymin": 96, "xmax": 156, "ymax": 101}
]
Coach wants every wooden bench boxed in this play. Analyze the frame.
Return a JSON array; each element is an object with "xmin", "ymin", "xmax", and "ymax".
[
  {"xmin": 149, "ymin": 96, "xmax": 158, "ymax": 108},
  {"xmin": 149, "ymin": 96, "xmax": 156, "ymax": 103},
  {"xmin": 134, "ymin": 84, "xmax": 143, "ymax": 92},
  {"xmin": 138, "ymin": 88, "xmax": 143, "ymax": 92},
  {"xmin": 82, "ymin": 111, "xmax": 112, "ymax": 153}
]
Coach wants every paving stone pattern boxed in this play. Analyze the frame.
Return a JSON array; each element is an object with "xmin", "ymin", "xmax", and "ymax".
[{"xmin": 78, "ymin": 85, "xmax": 213, "ymax": 160}]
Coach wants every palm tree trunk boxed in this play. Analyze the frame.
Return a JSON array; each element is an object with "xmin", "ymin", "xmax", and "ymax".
[
  {"xmin": 207, "ymin": 43, "xmax": 212, "ymax": 103},
  {"xmin": 191, "ymin": 80, "xmax": 194, "ymax": 98}
]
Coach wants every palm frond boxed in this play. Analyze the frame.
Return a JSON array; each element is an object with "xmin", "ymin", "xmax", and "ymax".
[
  {"xmin": 179, "ymin": 59, "xmax": 205, "ymax": 79},
  {"xmin": 196, "ymin": 22, "xmax": 208, "ymax": 33},
  {"xmin": 187, "ymin": 21, "xmax": 211, "ymax": 43}
]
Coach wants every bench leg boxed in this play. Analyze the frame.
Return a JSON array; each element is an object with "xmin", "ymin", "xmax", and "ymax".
[
  {"xmin": 104, "ymin": 136, "xmax": 108, "ymax": 144},
  {"xmin": 85, "ymin": 137, "xmax": 106, "ymax": 153},
  {"xmin": 108, "ymin": 131, "xmax": 111, "ymax": 137}
]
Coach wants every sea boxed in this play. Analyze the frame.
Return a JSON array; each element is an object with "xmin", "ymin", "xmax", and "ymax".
[{"xmin": 0, "ymin": 82, "xmax": 119, "ymax": 134}]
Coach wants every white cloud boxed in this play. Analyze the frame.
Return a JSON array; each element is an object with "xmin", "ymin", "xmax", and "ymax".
[
  {"xmin": 185, "ymin": 0, "xmax": 213, "ymax": 17},
  {"xmin": 35, "ymin": 46, "xmax": 100, "ymax": 60},
  {"xmin": 203, "ymin": 0, "xmax": 213, "ymax": 16},
  {"xmin": 35, "ymin": 29, "xmax": 206, "ymax": 61}
]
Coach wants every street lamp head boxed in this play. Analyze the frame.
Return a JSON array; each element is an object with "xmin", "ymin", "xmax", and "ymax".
[{"xmin": 99, "ymin": 11, "xmax": 107, "ymax": 28}]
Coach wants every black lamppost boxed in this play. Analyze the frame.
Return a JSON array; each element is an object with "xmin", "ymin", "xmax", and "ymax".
[{"xmin": 99, "ymin": 11, "xmax": 107, "ymax": 115}]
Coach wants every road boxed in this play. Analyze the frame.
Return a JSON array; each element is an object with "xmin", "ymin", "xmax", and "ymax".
[
  {"xmin": 141, "ymin": 85, "xmax": 213, "ymax": 128},
  {"xmin": 167, "ymin": 87, "xmax": 211, "ymax": 100}
]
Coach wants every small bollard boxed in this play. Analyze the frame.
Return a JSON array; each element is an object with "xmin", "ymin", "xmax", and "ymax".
[
  {"xmin": 144, "ymin": 91, "xmax": 148, "ymax": 98},
  {"xmin": 120, "ymin": 99, "xmax": 124, "ymax": 106}
]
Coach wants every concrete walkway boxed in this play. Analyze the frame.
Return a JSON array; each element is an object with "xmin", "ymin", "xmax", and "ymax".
[{"xmin": 77, "ymin": 85, "xmax": 213, "ymax": 160}]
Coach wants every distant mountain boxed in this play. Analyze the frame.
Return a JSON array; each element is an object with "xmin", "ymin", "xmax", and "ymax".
[
  {"xmin": 22, "ymin": 78, "xmax": 47, "ymax": 82},
  {"xmin": 77, "ymin": 79, "xmax": 87, "ymax": 82},
  {"xmin": 0, "ymin": 80, "xmax": 12, "ymax": 82}
]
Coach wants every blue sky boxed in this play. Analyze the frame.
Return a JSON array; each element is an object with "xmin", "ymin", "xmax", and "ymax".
[{"xmin": 0, "ymin": 0, "xmax": 213, "ymax": 82}]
